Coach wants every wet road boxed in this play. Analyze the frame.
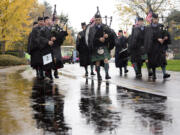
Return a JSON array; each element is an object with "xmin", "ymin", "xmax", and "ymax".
[{"xmin": 0, "ymin": 66, "xmax": 180, "ymax": 135}]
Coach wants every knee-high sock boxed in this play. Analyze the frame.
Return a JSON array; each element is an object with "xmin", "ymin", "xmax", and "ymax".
[
  {"xmin": 84, "ymin": 66, "xmax": 88, "ymax": 73},
  {"xmin": 36, "ymin": 68, "xmax": 39, "ymax": 76},
  {"xmin": 90, "ymin": 64, "xmax": 94, "ymax": 73},
  {"xmin": 152, "ymin": 68, "xmax": 156, "ymax": 77},
  {"xmin": 124, "ymin": 66, "xmax": 127, "ymax": 71},
  {"xmin": 133, "ymin": 63, "xmax": 138, "ymax": 74},
  {"xmin": 96, "ymin": 66, "xmax": 101, "ymax": 77},
  {"xmin": 54, "ymin": 69, "xmax": 58, "ymax": 75},
  {"xmin": 39, "ymin": 67, "xmax": 44, "ymax": 77},
  {"xmin": 161, "ymin": 65, "xmax": 166, "ymax": 75},
  {"xmin": 137, "ymin": 63, "xmax": 142, "ymax": 74},
  {"xmin": 146, "ymin": 62, "xmax": 151, "ymax": 73},
  {"xmin": 104, "ymin": 63, "xmax": 109, "ymax": 76},
  {"xmin": 120, "ymin": 68, "xmax": 122, "ymax": 73}
]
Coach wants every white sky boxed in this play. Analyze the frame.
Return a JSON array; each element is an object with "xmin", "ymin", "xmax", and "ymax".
[{"xmin": 38, "ymin": 0, "xmax": 122, "ymax": 33}]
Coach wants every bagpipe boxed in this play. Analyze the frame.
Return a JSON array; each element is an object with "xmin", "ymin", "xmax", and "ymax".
[
  {"xmin": 99, "ymin": 6, "xmax": 117, "ymax": 51},
  {"xmin": 51, "ymin": 5, "xmax": 68, "ymax": 38},
  {"xmin": 86, "ymin": 6, "xmax": 117, "ymax": 50}
]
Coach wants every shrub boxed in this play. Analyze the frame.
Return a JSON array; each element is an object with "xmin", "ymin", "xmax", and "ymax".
[
  {"xmin": 0, "ymin": 51, "xmax": 20, "ymax": 57},
  {"xmin": 174, "ymin": 53, "xmax": 180, "ymax": 59},
  {"xmin": 0, "ymin": 55, "xmax": 27, "ymax": 66}
]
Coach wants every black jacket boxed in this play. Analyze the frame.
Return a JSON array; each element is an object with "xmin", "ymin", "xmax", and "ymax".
[
  {"xmin": 88, "ymin": 24, "xmax": 116, "ymax": 52},
  {"xmin": 39, "ymin": 26, "xmax": 54, "ymax": 70},
  {"xmin": 115, "ymin": 36, "xmax": 128, "ymax": 67},
  {"xmin": 144, "ymin": 24, "xmax": 167, "ymax": 68},
  {"xmin": 129, "ymin": 26, "xmax": 146, "ymax": 63},
  {"xmin": 51, "ymin": 25, "xmax": 68, "ymax": 69},
  {"xmin": 76, "ymin": 30, "xmax": 91, "ymax": 66},
  {"xmin": 28, "ymin": 26, "xmax": 43, "ymax": 68}
]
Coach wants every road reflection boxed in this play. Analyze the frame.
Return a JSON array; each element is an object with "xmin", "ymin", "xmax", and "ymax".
[
  {"xmin": 117, "ymin": 86, "xmax": 172, "ymax": 135},
  {"xmin": 31, "ymin": 79, "xmax": 71, "ymax": 135},
  {"xmin": 79, "ymin": 79, "xmax": 121, "ymax": 134}
]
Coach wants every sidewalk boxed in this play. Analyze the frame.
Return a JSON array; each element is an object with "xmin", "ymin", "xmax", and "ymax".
[{"xmin": 60, "ymin": 63, "xmax": 180, "ymax": 99}]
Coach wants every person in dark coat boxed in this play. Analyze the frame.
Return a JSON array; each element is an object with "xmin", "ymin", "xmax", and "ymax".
[
  {"xmin": 129, "ymin": 17, "xmax": 151, "ymax": 78},
  {"xmin": 51, "ymin": 17, "xmax": 68, "ymax": 78},
  {"xmin": 76, "ymin": 22, "xmax": 95, "ymax": 76},
  {"xmin": 144, "ymin": 14, "xmax": 170, "ymax": 80},
  {"xmin": 115, "ymin": 30, "xmax": 129, "ymax": 76},
  {"xmin": 28, "ymin": 17, "xmax": 44, "ymax": 80},
  {"xmin": 88, "ymin": 14, "xmax": 113, "ymax": 81},
  {"xmin": 39, "ymin": 16, "xmax": 55, "ymax": 82},
  {"xmin": 27, "ymin": 21, "xmax": 38, "ymax": 55}
]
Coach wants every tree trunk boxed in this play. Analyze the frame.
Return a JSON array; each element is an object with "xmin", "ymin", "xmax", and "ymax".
[{"xmin": 1, "ymin": 41, "xmax": 6, "ymax": 54}]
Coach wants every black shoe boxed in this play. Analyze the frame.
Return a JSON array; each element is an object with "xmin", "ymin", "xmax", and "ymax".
[
  {"xmin": 148, "ymin": 72, "xmax": 153, "ymax": 77},
  {"xmin": 152, "ymin": 75, "xmax": 157, "ymax": 80},
  {"xmin": 136, "ymin": 74, "xmax": 142, "ymax": 79},
  {"xmin": 49, "ymin": 78, "xmax": 53, "ymax": 83},
  {"xmin": 36, "ymin": 73, "xmax": 41, "ymax": 79},
  {"xmin": 38, "ymin": 75, "xmax": 44, "ymax": 80},
  {"xmin": 120, "ymin": 72, "xmax": 122, "ymax": 76},
  {"xmin": 105, "ymin": 75, "xmax": 111, "ymax": 80},
  {"xmin": 37, "ymin": 76, "xmax": 43, "ymax": 80},
  {"xmin": 98, "ymin": 75, "xmax": 102, "ymax": 81},
  {"xmin": 46, "ymin": 72, "xmax": 53, "ymax": 80},
  {"xmin": 54, "ymin": 74, "xmax": 59, "ymax": 79},
  {"xmin": 49, "ymin": 75, "xmax": 53, "ymax": 80},
  {"xmin": 37, "ymin": 70, "xmax": 44, "ymax": 80},
  {"xmin": 125, "ymin": 70, "xmax": 129, "ymax": 74},
  {"xmin": 91, "ymin": 72, "xmax": 96, "ymax": 76},
  {"xmin": 163, "ymin": 73, "xmax": 170, "ymax": 79},
  {"xmin": 54, "ymin": 71, "xmax": 59, "ymax": 79}
]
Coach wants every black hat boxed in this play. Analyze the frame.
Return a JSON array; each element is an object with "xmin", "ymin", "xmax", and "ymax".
[
  {"xmin": 152, "ymin": 13, "xmax": 158, "ymax": 19},
  {"xmin": 44, "ymin": 16, "xmax": 50, "ymax": 21},
  {"xmin": 138, "ymin": 17, "xmax": 144, "ymax": 21},
  {"xmin": 38, "ymin": 17, "xmax": 43, "ymax": 21},
  {"xmin": 81, "ymin": 22, "xmax": 86, "ymax": 26},
  {"xmin": 95, "ymin": 14, "xmax": 101, "ymax": 18},
  {"xmin": 33, "ymin": 21, "xmax": 38, "ymax": 26},
  {"xmin": 119, "ymin": 30, "xmax": 123, "ymax": 33}
]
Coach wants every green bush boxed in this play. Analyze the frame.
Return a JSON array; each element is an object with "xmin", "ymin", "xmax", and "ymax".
[
  {"xmin": 128, "ymin": 60, "xmax": 180, "ymax": 72},
  {"xmin": 0, "ymin": 51, "xmax": 20, "ymax": 57},
  {"xmin": 174, "ymin": 53, "xmax": 180, "ymax": 59},
  {"xmin": 0, "ymin": 55, "xmax": 27, "ymax": 66}
]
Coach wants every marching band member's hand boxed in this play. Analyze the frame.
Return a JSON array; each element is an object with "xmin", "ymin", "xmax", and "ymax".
[
  {"xmin": 48, "ymin": 41, "xmax": 54, "ymax": 46},
  {"xmin": 99, "ymin": 37, "xmax": 105, "ymax": 43},
  {"xmin": 64, "ymin": 31, "xmax": 68, "ymax": 36},
  {"xmin": 78, "ymin": 34, "xmax": 81, "ymax": 39},
  {"xmin": 51, "ymin": 37, "xmax": 56, "ymax": 41},
  {"xmin": 166, "ymin": 52, "xmax": 169, "ymax": 57},
  {"xmin": 158, "ymin": 38, "xmax": 164, "ymax": 44},
  {"xmin": 164, "ymin": 36, "xmax": 168, "ymax": 40},
  {"xmin": 104, "ymin": 33, "xmax": 108, "ymax": 39}
]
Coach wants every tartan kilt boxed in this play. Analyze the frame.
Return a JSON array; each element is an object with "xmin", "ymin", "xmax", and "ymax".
[{"xmin": 91, "ymin": 46, "xmax": 111, "ymax": 62}]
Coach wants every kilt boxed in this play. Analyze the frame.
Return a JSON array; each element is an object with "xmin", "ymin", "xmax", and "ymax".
[{"xmin": 91, "ymin": 46, "xmax": 111, "ymax": 62}]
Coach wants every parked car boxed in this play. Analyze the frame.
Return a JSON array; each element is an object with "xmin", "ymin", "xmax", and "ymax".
[
  {"xmin": 61, "ymin": 46, "xmax": 75, "ymax": 64},
  {"xmin": 62, "ymin": 55, "xmax": 72, "ymax": 64}
]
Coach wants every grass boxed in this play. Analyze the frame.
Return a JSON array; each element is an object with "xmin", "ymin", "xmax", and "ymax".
[
  {"xmin": 128, "ymin": 60, "xmax": 180, "ymax": 72},
  {"xmin": 0, "ymin": 54, "xmax": 28, "ymax": 66}
]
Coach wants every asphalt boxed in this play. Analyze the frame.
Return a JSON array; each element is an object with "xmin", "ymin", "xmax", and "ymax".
[
  {"xmin": 0, "ymin": 65, "xmax": 180, "ymax": 135},
  {"xmin": 60, "ymin": 63, "xmax": 180, "ymax": 99}
]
